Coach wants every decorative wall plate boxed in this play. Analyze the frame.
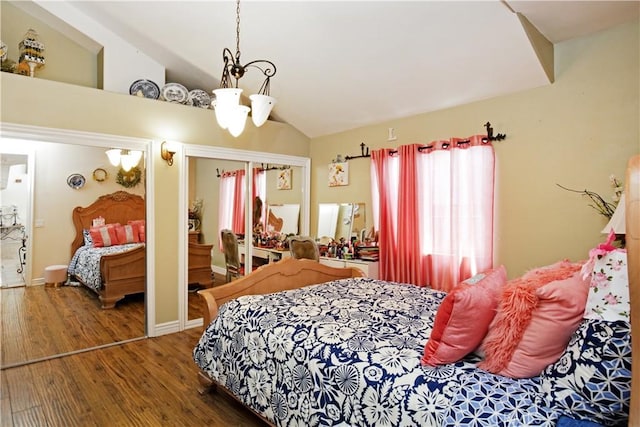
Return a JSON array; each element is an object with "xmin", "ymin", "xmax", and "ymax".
[
  {"xmin": 161, "ymin": 83, "xmax": 189, "ymax": 104},
  {"xmin": 67, "ymin": 173, "xmax": 86, "ymax": 189},
  {"xmin": 188, "ymin": 89, "xmax": 211, "ymax": 108},
  {"xmin": 92, "ymin": 168, "xmax": 108, "ymax": 182},
  {"xmin": 129, "ymin": 79, "xmax": 160, "ymax": 99}
]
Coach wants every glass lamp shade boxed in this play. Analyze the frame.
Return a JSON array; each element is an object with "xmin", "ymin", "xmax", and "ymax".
[
  {"xmin": 212, "ymin": 88, "xmax": 243, "ymax": 129},
  {"xmin": 120, "ymin": 150, "xmax": 142, "ymax": 171},
  {"xmin": 129, "ymin": 150, "xmax": 143, "ymax": 165},
  {"xmin": 228, "ymin": 105, "xmax": 251, "ymax": 137},
  {"xmin": 249, "ymin": 94, "xmax": 276, "ymax": 127},
  {"xmin": 106, "ymin": 149, "xmax": 122, "ymax": 166},
  {"xmin": 601, "ymin": 194, "xmax": 626, "ymax": 234}
]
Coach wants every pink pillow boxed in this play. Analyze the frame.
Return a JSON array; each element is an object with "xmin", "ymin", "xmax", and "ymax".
[
  {"xmin": 479, "ymin": 262, "xmax": 589, "ymax": 378},
  {"xmin": 89, "ymin": 223, "xmax": 119, "ymax": 247},
  {"xmin": 127, "ymin": 220, "xmax": 146, "ymax": 242},
  {"xmin": 421, "ymin": 266, "xmax": 507, "ymax": 366},
  {"xmin": 115, "ymin": 224, "xmax": 140, "ymax": 244}
]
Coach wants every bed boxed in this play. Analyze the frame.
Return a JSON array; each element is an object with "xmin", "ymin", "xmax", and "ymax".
[
  {"xmin": 69, "ymin": 191, "xmax": 213, "ymax": 309},
  {"xmin": 193, "ymin": 155, "xmax": 639, "ymax": 426}
]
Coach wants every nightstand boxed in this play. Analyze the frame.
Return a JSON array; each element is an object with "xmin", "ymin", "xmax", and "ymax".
[{"xmin": 188, "ymin": 231, "xmax": 200, "ymax": 244}]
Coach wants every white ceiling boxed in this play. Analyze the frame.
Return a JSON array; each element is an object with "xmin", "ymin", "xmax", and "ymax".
[{"xmin": 15, "ymin": 1, "xmax": 640, "ymax": 138}]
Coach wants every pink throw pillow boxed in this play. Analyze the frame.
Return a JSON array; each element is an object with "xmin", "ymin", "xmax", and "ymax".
[
  {"xmin": 127, "ymin": 219, "xmax": 146, "ymax": 242},
  {"xmin": 421, "ymin": 266, "xmax": 507, "ymax": 366},
  {"xmin": 115, "ymin": 224, "xmax": 140, "ymax": 245},
  {"xmin": 89, "ymin": 223, "xmax": 119, "ymax": 247},
  {"xmin": 479, "ymin": 261, "xmax": 589, "ymax": 378}
]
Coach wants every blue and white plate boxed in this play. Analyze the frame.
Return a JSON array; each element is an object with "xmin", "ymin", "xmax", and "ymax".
[
  {"xmin": 188, "ymin": 89, "xmax": 211, "ymax": 108},
  {"xmin": 67, "ymin": 173, "xmax": 86, "ymax": 189},
  {"xmin": 161, "ymin": 83, "xmax": 189, "ymax": 104},
  {"xmin": 129, "ymin": 79, "xmax": 160, "ymax": 99}
]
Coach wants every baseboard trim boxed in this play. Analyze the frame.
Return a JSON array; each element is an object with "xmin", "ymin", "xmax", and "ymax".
[{"xmin": 153, "ymin": 320, "xmax": 180, "ymax": 337}]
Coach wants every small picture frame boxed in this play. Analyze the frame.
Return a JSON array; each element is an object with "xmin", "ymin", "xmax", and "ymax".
[
  {"xmin": 277, "ymin": 168, "xmax": 292, "ymax": 190},
  {"xmin": 328, "ymin": 162, "xmax": 349, "ymax": 187}
]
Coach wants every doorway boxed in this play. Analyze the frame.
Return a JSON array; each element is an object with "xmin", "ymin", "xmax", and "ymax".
[{"xmin": 1, "ymin": 149, "xmax": 34, "ymax": 288}]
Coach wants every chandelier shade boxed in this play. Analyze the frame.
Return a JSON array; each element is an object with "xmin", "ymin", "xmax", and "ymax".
[
  {"xmin": 228, "ymin": 105, "xmax": 251, "ymax": 137},
  {"xmin": 106, "ymin": 149, "xmax": 142, "ymax": 172},
  {"xmin": 249, "ymin": 94, "xmax": 277, "ymax": 128},
  {"xmin": 212, "ymin": 0, "xmax": 277, "ymax": 137},
  {"xmin": 212, "ymin": 88, "xmax": 243, "ymax": 129}
]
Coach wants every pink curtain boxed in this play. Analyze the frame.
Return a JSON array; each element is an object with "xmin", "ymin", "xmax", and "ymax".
[
  {"xmin": 218, "ymin": 168, "xmax": 265, "ymax": 243},
  {"xmin": 231, "ymin": 169, "xmax": 246, "ymax": 232},
  {"xmin": 371, "ymin": 135, "xmax": 495, "ymax": 291}
]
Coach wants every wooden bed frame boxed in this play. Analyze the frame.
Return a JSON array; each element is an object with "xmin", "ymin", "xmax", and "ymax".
[
  {"xmin": 71, "ymin": 191, "xmax": 146, "ymax": 309},
  {"xmin": 196, "ymin": 156, "xmax": 640, "ymax": 425},
  {"xmin": 196, "ymin": 257, "xmax": 365, "ymax": 410},
  {"xmin": 71, "ymin": 191, "xmax": 213, "ymax": 309}
]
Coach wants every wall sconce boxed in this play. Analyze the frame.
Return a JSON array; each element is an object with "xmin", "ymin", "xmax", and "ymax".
[
  {"xmin": 105, "ymin": 148, "xmax": 142, "ymax": 172},
  {"xmin": 160, "ymin": 141, "xmax": 176, "ymax": 166}
]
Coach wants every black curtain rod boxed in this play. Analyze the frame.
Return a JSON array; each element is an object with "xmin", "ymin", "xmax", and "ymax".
[{"xmin": 344, "ymin": 122, "xmax": 506, "ymax": 159}]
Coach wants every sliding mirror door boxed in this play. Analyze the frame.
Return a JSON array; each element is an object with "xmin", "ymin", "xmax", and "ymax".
[
  {"xmin": 0, "ymin": 125, "xmax": 149, "ymax": 368},
  {"xmin": 181, "ymin": 146, "xmax": 310, "ymax": 328},
  {"xmin": 186, "ymin": 156, "xmax": 247, "ymax": 322}
]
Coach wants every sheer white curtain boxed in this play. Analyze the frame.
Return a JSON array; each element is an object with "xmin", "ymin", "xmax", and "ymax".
[
  {"xmin": 372, "ymin": 136, "xmax": 495, "ymax": 291},
  {"xmin": 218, "ymin": 169, "xmax": 266, "ymax": 247}
]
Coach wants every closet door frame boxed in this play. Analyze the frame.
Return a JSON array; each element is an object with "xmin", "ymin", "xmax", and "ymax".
[{"xmin": 179, "ymin": 144, "xmax": 311, "ymax": 330}]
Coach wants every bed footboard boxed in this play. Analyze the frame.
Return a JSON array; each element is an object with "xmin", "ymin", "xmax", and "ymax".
[
  {"xmin": 99, "ymin": 245, "xmax": 146, "ymax": 308},
  {"xmin": 197, "ymin": 258, "xmax": 365, "ymax": 328}
]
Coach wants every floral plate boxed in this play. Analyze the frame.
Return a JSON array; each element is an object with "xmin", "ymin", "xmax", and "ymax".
[
  {"xmin": 67, "ymin": 173, "xmax": 86, "ymax": 189},
  {"xmin": 129, "ymin": 79, "xmax": 160, "ymax": 99},
  {"xmin": 161, "ymin": 83, "xmax": 189, "ymax": 104},
  {"xmin": 188, "ymin": 89, "xmax": 211, "ymax": 109}
]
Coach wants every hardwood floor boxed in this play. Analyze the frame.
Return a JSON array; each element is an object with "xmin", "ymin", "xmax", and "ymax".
[
  {"xmin": 1, "ymin": 272, "xmax": 227, "ymax": 367},
  {"xmin": 1, "ymin": 328, "xmax": 267, "ymax": 426},
  {"xmin": 1, "ymin": 285, "xmax": 145, "ymax": 367}
]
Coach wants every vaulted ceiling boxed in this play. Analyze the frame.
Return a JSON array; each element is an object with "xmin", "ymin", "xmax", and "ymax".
[{"xmin": 11, "ymin": 1, "xmax": 640, "ymax": 138}]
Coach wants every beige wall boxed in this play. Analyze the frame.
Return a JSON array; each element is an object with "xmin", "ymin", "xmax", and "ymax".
[
  {"xmin": 310, "ymin": 20, "xmax": 640, "ymax": 279},
  {"xmin": 0, "ymin": 75, "xmax": 310, "ymax": 326},
  {"xmin": 2, "ymin": 1, "xmax": 638, "ymax": 324},
  {"xmin": 1, "ymin": 1, "xmax": 97, "ymax": 88}
]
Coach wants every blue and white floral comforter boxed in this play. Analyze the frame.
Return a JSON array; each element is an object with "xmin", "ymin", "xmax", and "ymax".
[
  {"xmin": 68, "ymin": 243, "xmax": 144, "ymax": 292},
  {"xmin": 193, "ymin": 278, "xmax": 572, "ymax": 426}
]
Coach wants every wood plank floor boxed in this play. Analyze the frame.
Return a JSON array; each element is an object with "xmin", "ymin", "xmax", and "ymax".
[
  {"xmin": 1, "ymin": 272, "xmax": 226, "ymax": 367},
  {"xmin": 1, "ymin": 285, "xmax": 145, "ymax": 367},
  {"xmin": 1, "ymin": 328, "xmax": 267, "ymax": 426}
]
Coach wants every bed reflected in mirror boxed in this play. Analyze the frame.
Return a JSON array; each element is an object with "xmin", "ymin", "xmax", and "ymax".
[{"xmin": 0, "ymin": 136, "xmax": 147, "ymax": 369}]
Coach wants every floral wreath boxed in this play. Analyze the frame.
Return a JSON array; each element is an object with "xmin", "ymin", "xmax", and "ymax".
[{"xmin": 116, "ymin": 166, "xmax": 142, "ymax": 188}]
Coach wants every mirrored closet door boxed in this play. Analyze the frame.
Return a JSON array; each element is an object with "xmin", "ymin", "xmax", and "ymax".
[
  {"xmin": 181, "ymin": 145, "xmax": 310, "ymax": 329},
  {"xmin": 0, "ymin": 125, "xmax": 150, "ymax": 368}
]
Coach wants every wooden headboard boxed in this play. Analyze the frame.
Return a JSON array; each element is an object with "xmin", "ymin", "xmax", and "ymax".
[
  {"xmin": 627, "ymin": 155, "xmax": 639, "ymax": 425},
  {"xmin": 70, "ymin": 191, "xmax": 145, "ymax": 256}
]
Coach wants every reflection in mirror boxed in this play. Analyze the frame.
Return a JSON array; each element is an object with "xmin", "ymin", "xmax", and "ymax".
[
  {"xmin": 317, "ymin": 203, "xmax": 366, "ymax": 242},
  {"xmin": 1, "ymin": 153, "xmax": 30, "ymax": 288},
  {"xmin": 266, "ymin": 204, "xmax": 300, "ymax": 235},
  {"xmin": 183, "ymin": 152, "xmax": 309, "ymax": 329},
  {"xmin": 187, "ymin": 157, "xmax": 246, "ymax": 322},
  {"xmin": 0, "ymin": 136, "xmax": 147, "ymax": 368}
]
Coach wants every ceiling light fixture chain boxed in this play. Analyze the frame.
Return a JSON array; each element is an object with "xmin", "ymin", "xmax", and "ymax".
[{"xmin": 213, "ymin": 0, "xmax": 278, "ymax": 137}]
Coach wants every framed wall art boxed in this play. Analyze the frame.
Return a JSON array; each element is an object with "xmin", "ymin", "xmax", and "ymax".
[
  {"xmin": 328, "ymin": 162, "xmax": 349, "ymax": 187},
  {"xmin": 277, "ymin": 168, "xmax": 292, "ymax": 190}
]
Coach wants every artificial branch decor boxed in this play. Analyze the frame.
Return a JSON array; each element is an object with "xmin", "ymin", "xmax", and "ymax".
[{"xmin": 557, "ymin": 175, "xmax": 623, "ymax": 219}]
